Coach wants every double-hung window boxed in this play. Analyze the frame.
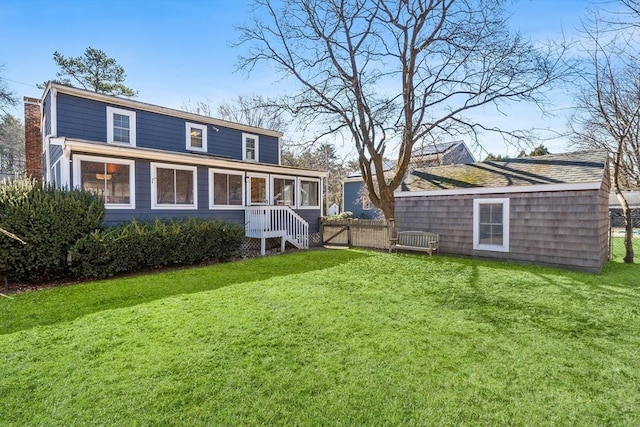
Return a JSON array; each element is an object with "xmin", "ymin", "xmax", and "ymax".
[
  {"xmin": 74, "ymin": 154, "xmax": 135, "ymax": 209},
  {"xmin": 107, "ymin": 106, "xmax": 136, "ymax": 146},
  {"xmin": 473, "ymin": 198, "xmax": 510, "ymax": 252},
  {"xmin": 299, "ymin": 178, "xmax": 320, "ymax": 208},
  {"xmin": 210, "ymin": 169, "xmax": 244, "ymax": 208},
  {"xmin": 151, "ymin": 163, "xmax": 197, "ymax": 209},
  {"xmin": 243, "ymin": 133, "xmax": 259, "ymax": 161},
  {"xmin": 186, "ymin": 122, "xmax": 207, "ymax": 152}
]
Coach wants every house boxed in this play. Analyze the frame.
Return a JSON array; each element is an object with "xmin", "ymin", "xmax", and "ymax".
[
  {"xmin": 342, "ymin": 141, "xmax": 474, "ymax": 219},
  {"xmin": 24, "ymin": 83, "xmax": 327, "ymax": 254},
  {"xmin": 609, "ymin": 190, "xmax": 640, "ymax": 228},
  {"xmin": 394, "ymin": 150, "xmax": 610, "ymax": 273}
]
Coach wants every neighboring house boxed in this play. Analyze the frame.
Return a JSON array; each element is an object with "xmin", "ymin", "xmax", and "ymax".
[
  {"xmin": 609, "ymin": 191, "xmax": 640, "ymax": 228},
  {"xmin": 327, "ymin": 203, "xmax": 339, "ymax": 216},
  {"xmin": 24, "ymin": 83, "xmax": 327, "ymax": 254},
  {"xmin": 394, "ymin": 150, "xmax": 610, "ymax": 273},
  {"xmin": 342, "ymin": 141, "xmax": 475, "ymax": 219}
]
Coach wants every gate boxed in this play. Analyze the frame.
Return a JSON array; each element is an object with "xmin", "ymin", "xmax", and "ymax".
[{"xmin": 321, "ymin": 219, "xmax": 391, "ymax": 250}]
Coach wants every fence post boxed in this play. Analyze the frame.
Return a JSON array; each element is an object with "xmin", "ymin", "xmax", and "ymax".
[{"xmin": 347, "ymin": 219, "xmax": 352, "ymax": 248}]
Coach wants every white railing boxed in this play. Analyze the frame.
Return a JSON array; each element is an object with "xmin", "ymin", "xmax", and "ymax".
[{"xmin": 245, "ymin": 206, "xmax": 309, "ymax": 253}]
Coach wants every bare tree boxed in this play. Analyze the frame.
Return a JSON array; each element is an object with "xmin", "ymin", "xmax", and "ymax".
[
  {"xmin": 0, "ymin": 114, "xmax": 25, "ymax": 175},
  {"xmin": 570, "ymin": 3, "xmax": 640, "ymax": 263},
  {"xmin": 236, "ymin": 0, "xmax": 569, "ymax": 219},
  {"xmin": 0, "ymin": 65, "xmax": 18, "ymax": 115},
  {"xmin": 182, "ymin": 94, "xmax": 289, "ymax": 133}
]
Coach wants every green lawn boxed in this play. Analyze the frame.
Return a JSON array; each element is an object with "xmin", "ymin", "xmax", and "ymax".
[{"xmin": 1, "ymin": 250, "xmax": 639, "ymax": 425}]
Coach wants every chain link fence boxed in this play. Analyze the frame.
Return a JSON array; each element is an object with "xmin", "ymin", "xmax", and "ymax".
[{"xmin": 609, "ymin": 211, "xmax": 640, "ymax": 261}]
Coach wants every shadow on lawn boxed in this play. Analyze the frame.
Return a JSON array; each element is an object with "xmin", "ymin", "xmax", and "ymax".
[
  {"xmin": 0, "ymin": 249, "xmax": 371, "ymax": 335},
  {"xmin": 429, "ymin": 257, "xmax": 640, "ymax": 340}
]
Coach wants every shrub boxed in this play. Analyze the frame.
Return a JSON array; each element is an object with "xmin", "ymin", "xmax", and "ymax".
[
  {"xmin": 325, "ymin": 211, "xmax": 353, "ymax": 221},
  {"xmin": 0, "ymin": 178, "xmax": 105, "ymax": 283},
  {"xmin": 69, "ymin": 218, "xmax": 245, "ymax": 279}
]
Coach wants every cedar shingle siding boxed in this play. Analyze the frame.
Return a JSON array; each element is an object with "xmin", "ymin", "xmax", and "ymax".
[{"xmin": 395, "ymin": 151, "xmax": 610, "ymax": 273}]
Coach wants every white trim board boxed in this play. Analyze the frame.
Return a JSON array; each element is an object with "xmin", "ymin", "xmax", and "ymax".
[
  {"xmin": 394, "ymin": 182, "xmax": 602, "ymax": 198},
  {"xmin": 63, "ymin": 138, "xmax": 327, "ymax": 178}
]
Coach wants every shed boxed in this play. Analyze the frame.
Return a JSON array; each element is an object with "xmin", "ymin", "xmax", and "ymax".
[{"xmin": 394, "ymin": 150, "xmax": 610, "ymax": 273}]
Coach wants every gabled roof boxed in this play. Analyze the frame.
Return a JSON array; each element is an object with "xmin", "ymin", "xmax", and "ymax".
[
  {"xmin": 346, "ymin": 140, "xmax": 472, "ymax": 180},
  {"xmin": 412, "ymin": 141, "xmax": 460, "ymax": 156},
  {"xmin": 399, "ymin": 150, "xmax": 608, "ymax": 194}
]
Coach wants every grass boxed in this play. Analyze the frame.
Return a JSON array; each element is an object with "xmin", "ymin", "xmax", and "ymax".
[{"xmin": 1, "ymin": 250, "xmax": 639, "ymax": 425}]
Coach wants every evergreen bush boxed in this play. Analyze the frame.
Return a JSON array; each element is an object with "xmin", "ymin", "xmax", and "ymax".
[
  {"xmin": 69, "ymin": 218, "xmax": 244, "ymax": 279},
  {"xmin": 0, "ymin": 178, "xmax": 105, "ymax": 283}
]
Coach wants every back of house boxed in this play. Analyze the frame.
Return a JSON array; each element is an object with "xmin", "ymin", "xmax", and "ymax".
[{"xmin": 24, "ymin": 83, "xmax": 326, "ymax": 251}]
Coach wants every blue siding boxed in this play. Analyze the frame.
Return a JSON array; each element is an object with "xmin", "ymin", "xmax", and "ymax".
[
  {"xmin": 295, "ymin": 209, "xmax": 321, "ymax": 233},
  {"xmin": 343, "ymin": 181, "xmax": 383, "ymax": 219},
  {"xmin": 56, "ymin": 93, "xmax": 280, "ymax": 164},
  {"xmin": 57, "ymin": 94, "xmax": 107, "ymax": 141},
  {"xmin": 50, "ymin": 145, "xmax": 63, "ymax": 164}
]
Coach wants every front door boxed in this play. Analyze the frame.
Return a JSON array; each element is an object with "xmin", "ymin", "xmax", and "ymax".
[{"xmin": 247, "ymin": 173, "xmax": 269, "ymax": 205}]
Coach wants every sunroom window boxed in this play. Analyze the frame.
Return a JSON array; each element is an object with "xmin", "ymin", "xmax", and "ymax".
[
  {"xmin": 299, "ymin": 179, "xmax": 319, "ymax": 208},
  {"xmin": 151, "ymin": 163, "xmax": 197, "ymax": 209},
  {"xmin": 273, "ymin": 177, "xmax": 295, "ymax": 206},
  {"xmin": 210, "ymin": 170, "xmax": 244, "ymax": 208},
  {"xmin": 75, "ymin": 155, "xmax": 135, "ymax": 208}
]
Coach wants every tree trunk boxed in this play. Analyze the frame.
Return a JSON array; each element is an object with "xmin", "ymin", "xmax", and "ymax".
[
  {"xmin": 616, "ymin": 192, "xmax": 635, "ymax": 263},
  {"xmin": 377, "ymin": 187, "xmax": 396, "ymax": 221}
]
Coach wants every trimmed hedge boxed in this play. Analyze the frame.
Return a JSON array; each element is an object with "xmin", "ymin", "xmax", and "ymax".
[
  {"xmin": 69, "ymin": 218, "xmax": 245, "ymax": 279},
  {"xmin": 0, "ymin": 178, "xmax": 105, "ymax": 283}
]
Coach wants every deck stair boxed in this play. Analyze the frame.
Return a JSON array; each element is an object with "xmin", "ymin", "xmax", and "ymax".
[{"xmin": 245, "ymin": 206, "xmax": 309, "ymax": 255}]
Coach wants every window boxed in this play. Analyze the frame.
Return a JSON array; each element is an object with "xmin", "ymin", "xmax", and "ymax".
[
  {"xmin": 243, "ymin": 133, "xmax": 259, "ymax": 161},
  {"xmin": 473, "ymin": 198, "xmax": 510, "ymax": 252},
  {"xmin": 299, "ymin": 179, "xmax": 319, "ymax": 208},
  {"xmin": 186, "ymin": 122, "xmax": 207, "ymax": 152},
  {"xmin": 362, "ymin": 194, "xmax": 373, "ymax": 210},
  {"xmin": 73, "ymin": 155, "xmax": 135, "ymax": 209},
  {"xmin": 151, "ymin": 163, "xmax": 197, "ymax": 209},
  {"xmin": 272, "ymin": 176, "xmax": 296, "ymax": 206},
  {"xmin": 209, "ymin": 169, "xmax": 244, "ymax": 208},
  {"xmin": 107, "ymin": 107, "xmax": 136, "ymax": 146}
]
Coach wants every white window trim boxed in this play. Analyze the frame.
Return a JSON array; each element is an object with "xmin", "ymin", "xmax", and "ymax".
[
  {"xmin": 242, "ymin": 133, "xmax": 259, "ymax": 162},
  {"xmin": 298, "ymin": 177, "xmax": 321, "ymax": 209},
  {"xmin": 271, "ymin": 174, "xmax": 297, "ymax": 207},
  {"xmin": 186, "ymin": 122, "xmax": 208, "ymax": 152},
  {"xmin": 247, "ymin": 172, "xmax": 270, "ymax": 205},
  {"xmin": 150, "ymin": 162, "xmax": 198, "ymax": 210},
  {"xmin": 473, "ymin": 198, "xmax": 510, "ymax": 252},
  {"xmin": 208, "ymin": 168, "xmax": 245, "ymax": 209},
  {"xmin": 107, "ymin": 106, "xmax": 136, "ymax": 146},
  {"xmin": 72, "ymin": 154, "xmax": 136, "ymax": 209}
]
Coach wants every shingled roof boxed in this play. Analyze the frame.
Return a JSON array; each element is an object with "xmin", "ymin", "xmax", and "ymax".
[{"xmin": 399, "ymin": 150, "xmax": 608, "ymax": 192}]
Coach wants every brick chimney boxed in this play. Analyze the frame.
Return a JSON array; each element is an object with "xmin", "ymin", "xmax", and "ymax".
[{"xmin": 24, "ymin": 97, "xmax": 43, "ymax": 181}]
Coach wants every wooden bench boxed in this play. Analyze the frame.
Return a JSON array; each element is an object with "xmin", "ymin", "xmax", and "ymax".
[{"xmin": 389, "ymin": 231, "xmax": 439, "ymax": 256}]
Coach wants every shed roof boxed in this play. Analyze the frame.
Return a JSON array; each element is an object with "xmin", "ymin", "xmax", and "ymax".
[{"xmin": 400, "ymin": 150, "xmax": 608, "ymax": 192}]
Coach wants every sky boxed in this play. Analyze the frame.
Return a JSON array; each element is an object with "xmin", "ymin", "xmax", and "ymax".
[{"xmin": 0, "ymin": 0, "xmax": 608, "ymax": 159}]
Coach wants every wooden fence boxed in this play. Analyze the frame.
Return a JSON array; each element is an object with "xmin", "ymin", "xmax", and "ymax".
[{"xmin": 320, "ymin": 219, "xmax": 390, "ymax": 250}]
